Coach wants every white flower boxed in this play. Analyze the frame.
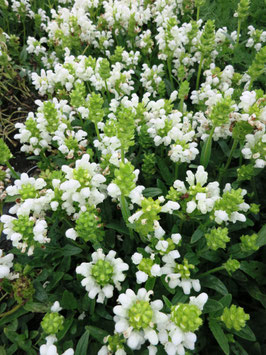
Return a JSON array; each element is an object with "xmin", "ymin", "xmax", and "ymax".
[
  {"xmin": 40, "ymin": 335, "xmax": 74, "ymax": 355},
  {"xmin": 76, "ymin": 249, "xmax": 128, "ymax": 303},
  {"xmin": 113, "ymin": 288, "xmax": 168, "ymax": 350}
]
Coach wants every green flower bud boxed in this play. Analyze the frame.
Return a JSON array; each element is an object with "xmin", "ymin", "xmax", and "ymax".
[
  {"xmin": 171, "ymin": 304, "xmax": 202, "ymax": 332},
  {"xmin": 128, "ymin": 300, "xmax": 153, "ymax": 330},
  {"xmin": 198, "ymin": 20, "xmax": 215, "ymax": 57},
  {"xmin": 237, "ymin": 0, "xmax": 250, "ymax": 20},
  {"xmin": 175, "ymin": 259, "xmax": 195, "ymax": 279},
  {"xmin": 99, "ymin": 58, "xmax": 111, "ymax": 81},
  {"xmin": 70, "ymin": 82, "xmax": 86, "ymax": 108},
  {"xmin": 138, "ymin": 258, "xmax": 154, "ymax": 275},
  {"xmin": 142, "ymin": 153, "xmax": 156, "ymax": 180},
  {"xmin": 43, "ymin": 101, "xmax": 59, "ymax": 133},
  {"xmin": 91, "ymin": 259, "xmax": 114, "ymax": 286},
  {"xmin": 237, "ymin": 164, "xmax": 255, "ymax": 181},
  {"xmin": 0, "ymin": 138, "xmax": 12, "ymax": 165},
  {"xmin": 195, "ymin": 0, "xmax": 206, "ymax": 6},
  {"xmin": 110, "ymin": 46, "xmax": 124, "ymax": 64},
  {"xmin": 133, "ymin": 197, "xmax": 161, "ymax": 237},
  {"xmin": 76, "ymin": 206, "xmax": 103, "ymax": 244},
  {"xmin": 232, "ymin": 121, "xmax": 253, "ymax": 142},
  {"xmin": 240, "ymin": 233, "xmax": 259, "ymax": 251},
  {"xmin": 224, "ymin": 259, "xmax": 240, "ymax": 275},
  {"xmin": 178, "ymin": 80, "xmax": 190, "ymax": 100},
  {"xmin": 248, "ymin": 46, "xmax": 266, "ymax": 84},
  {"xmin": 105, "ymin": 334, "xmax": 125, "ymax": 353},
  {"xmin": 13, "ymin": 276, "xmax": 35, "ymax": 304},
  {"xmin": 249, "ymin": 203, "xmax": 260, "ymax": 214},
  {"xmin": 138, "ymin": 125, "xmax": 154, "ymax": 149},
  {"xmin": 13, "ymin": 216, "xmax": 35, "ymax": 247},
  {"xmin": 114, "ymin": 162, "xmax": 136, "ymax": 197},
  {"xmin": 41, "ymin": 312, "xmax": 64, "ymax": 334},
  {"xmin": 19, "ymin": 183, "xmax": 38, "ymax": 200},
  {"xmin": 205, "ymin": 227, "xmax": 230, "ymax": 250},
  {"xmin": 221, "ymin": 305, "xmax": 249, "ymax": 331},
  {"xmin": 214, "ymin": 188, "xmax": 245, "ymax": 217},
  {"xmin": 209, "ymin": 97, "xmax": 235, "ymax": 127},
  {"xmin": 73, "ymin": 167, "xmax": 91, "ymax": 188},
  {"xmin": 116, "ymin": 106, "xmax": 135, "ymax": 152},
  {"xmin": 87, "ymin": 92, "xmax": 105, "ymax": 124}
]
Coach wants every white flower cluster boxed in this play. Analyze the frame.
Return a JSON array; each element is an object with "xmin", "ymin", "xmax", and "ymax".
[
  {"xmin": 0, "ymin": 249, "xmax": 18, "ymax": 280},
  {"xmin": 76, "ymin": 249, "xmax": 129, "ymax": 303}
]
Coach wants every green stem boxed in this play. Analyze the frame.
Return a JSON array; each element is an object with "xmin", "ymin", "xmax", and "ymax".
[
  {"xmin": 200, "ymin": 266, "xmax": 225, "ymax": 278},
  {"xmin": 0, "ymin": 303, "xmax": 22, "ymax": 319},
  {"xmin": 179, "ymin": 98, "xmax": 184, "ymax": 113},
  {"xmin": 200, "ymin": 126, "xmax": 215, "ymax": 168},
  {"xmin": 105, "ymin": 80, "xmax": 111, "ymax": 102},
  {"xmin": 196, "ymin": 55, "xmax": 204, "ymax": 90},
  {"xmin": 196, "ymin": 6, "xmax": 200, "ymax": 21},
  {"xmin": 121, "ymin": 148, "xmax": 125, "ymax": 163},
  {"xmin": 248, "ymin": 79, "xmax": 253, "ymax": 91},
  {"xmin": 167, "ymin": 57, "xmax": 174, "ymax": 89},
  {"xmin": 174, "ymin": 164, "xmax": 179, "ymax": 180},
  {"xmin": 236, "ymin": 20, "xmax": 241, "ymax": 46},
  {"xmin": 219, "ymin": 139, "xmax": 238, "ymax": 184},
  {"xmin": 120, "ymin": 195, "xmax": 134, "ymax": 240},
  {"xmin": 6, "ymin": 161, "xmax": 20, "ymax": 179},
  {"xmin": 94, "ymin": 123, "xmax": 101, "ymax": 141},
  {"xmin": 0, "ymin": 292, "xmax": 8, "ymax": 302}
]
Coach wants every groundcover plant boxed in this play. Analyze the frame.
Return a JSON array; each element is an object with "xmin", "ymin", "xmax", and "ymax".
[{"xmin": 0, "ymin": 0, "xmax": 266, "ymax": 354}]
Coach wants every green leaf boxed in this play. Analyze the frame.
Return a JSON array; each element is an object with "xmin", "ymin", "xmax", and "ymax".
[
  {"xmin": 61, "ymin": 244, "xmax": 82, "ymax": 256},
  {"xmin": 191, "ymin": 227, "xmax": 204, "ymax": 243},
  {"xmin": 0, "ymin": 347, "xmax": 6, "ymax": 355},
  {"xmin": 209, "ymin": 320, "xmax": 230, "ymax": 355},
  {"xmin": 46, "ymin": 272, "xmax": 64, "ymax": 291},
  {"xmin": 162, "ymin": 295, "xmax": 172, "ymax": 310},
  {"xmin": 203, "ymin": 299, "xmax": 224, "ymax": 313},
  {"xmin": 86, "ymin": 326, "xmax": 108, "ymax": 343},
  {"xmin": 23, "ymin": 302, "xmax": 49, "ymax": 313},
  {"xmin": 232, "ymin": 325, "xmax": 256, "ymax": 342},
  {"xmin": 247, "ymin": 284, "xmax": 266, "ymax": 309},
  {"xmin": 106, "ymin": 222, "xmax": 130, "ymax": 236},
  {"xmin": 96, "ymin": 305, "xmax": 113, "ymax": 320},
  {"xmin": 219, "ymin": 294, "xmax": 232, "ymax": 308},
  {"xmin": 4, "ymin": 195, "xmax": 19, "ymax": 203},
  {"xmin": 200, "ymin": 132, "xmax": 213, "ymax": 168},
  {"xmin": 75, "ymin": 330, "xmax": 90, "ymax": 355},
  {"xmin": 145, "ymin": 277, "xmax": 156, "ymax": 291},
  {"xmin": 61, "ymin": 290, "xmax": 78, "ymax": 310},
  {"xmin": 201, "ymin": 275, "xmax": 228, "ymax": 295},
  {"xmin": 240, "ymin": 261, "xmax": 266, "ymax": 283},
  {"xmin": 157, "ymin": 159, "xmax": 173, "ymax": 185},
  {"xmin": 256, "ymin": 224, "xmax": 266, "ymax": 247},
  {"xmin": 143, "ymin": 187, "xmax": 163, "ymax": 198}
]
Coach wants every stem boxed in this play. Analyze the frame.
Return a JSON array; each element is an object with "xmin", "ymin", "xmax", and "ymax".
[
  {"xmin": 200, "ymin": 266, "xmax": 225, "ymax": 278},
  {"xmin": 105, "ymin": 80, "xmax": 111, "ymax": 102},
  {"xmin": 248, "ymin": 79, "xmax": 253, "ymax": 91},
  {"xmin": 196, "ymin": 7, "xmax": 200, "ymax": 21},
  {"xmin": 174, "ymin": 164, "xmax": 179, "ymax": 180},
  {"xmin": 236, "ymin": 20, "xmax": 241, "ymax": 46},
  {"xmin": 6, "ymin": 161, "xmax": 20, "ymax": 179},
  {"xmin": 179, "ymin": 98, "xmax": 184, "ymax": 113},
  {"xmin": 0, "ymin": 292, "xmax": 8, "ymax": 302},
  {"xmin": 219, "ymin": 139, "xmax": 238, "ymax": 184},
  {"xmin": 196, "ymin": 55, "xmax": 204, "ymax": 91},
  {"xmin": 121, "ymin": 148, "xmax": 125, "ymax": 163},
  {"xmin": 94, "ymin": 123, "xmax": 101, "ymax": 141},
  {"xmin": 120, "ymin": 195, "xmax": 134, "ymax": 240},
  {"xmin": 200, "ymin": 126, "xmax": 215, "ymax": 168},
  {"xmin": 0, "ymin": 303, "xmax": 22, "ymax": 319},
  {"xmin": 167, "ymin": 57, "xmax": 174, "ymax": 89}
]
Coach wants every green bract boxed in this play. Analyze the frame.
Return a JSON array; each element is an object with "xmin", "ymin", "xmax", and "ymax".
[
  {"xmin": 221, "ymin": 305, "xmax": 250, "ymax": 331},
  {"xmin": 171, "ymin": 304, "xmax": 203, "ymax": 332}
]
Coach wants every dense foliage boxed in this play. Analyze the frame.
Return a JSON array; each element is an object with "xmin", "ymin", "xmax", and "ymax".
[{"xmin": 0, "ymin": 0, "xmax": 266, "ymax": 354}]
